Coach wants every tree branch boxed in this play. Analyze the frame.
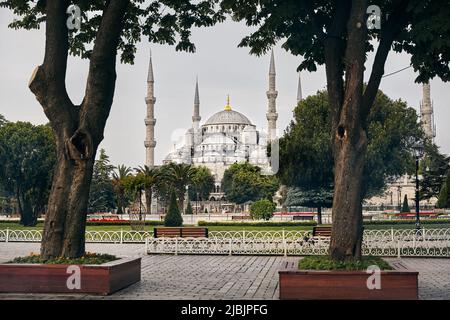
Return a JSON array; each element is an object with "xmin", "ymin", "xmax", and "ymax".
[
  {"xmin": 361, "ymin": 0, "xmax": 411, "ymax": 120},
  {"xmin": 79, "ymin": 0, "xmax": 130, "ymax": 151},
  {"xmin": 323, "ymin": 0, "xmax": 351, "ymax": 134},
  {"xmin": 28, "ymin": 0, "xmax": 75, "ymax": 131}
]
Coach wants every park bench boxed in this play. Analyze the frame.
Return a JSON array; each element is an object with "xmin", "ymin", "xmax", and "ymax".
[
  {"xmin": 231, "ymin": 215, "xmax": 251, "ymax": 220},
  {"xmin": 312, "ymin": 226, "xmax": 332, "ymax": 237},
  {"xmin": 153, "ymin": 227, "xmax": 208, "ymax": 238}
]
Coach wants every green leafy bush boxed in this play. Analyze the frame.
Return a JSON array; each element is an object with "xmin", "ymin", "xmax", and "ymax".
[
  {"xmin": 298, "ymin": 256, "xmax": 393, "ymax": 271},
  {"xmin": 8, "ymin": 252, "xmax": 117, "ymax": 265},
  {"xmin": 401, "ymin": 194, "xmax": 411, "ymax": 213},
  {"xmin": 363, "ymin": 219, "xmax": 450, "ymax": 225},
  {"xmin": 197, "ymin": 221, "xmax": 317, "ymax": 227},
  {"xmin": 185, "ymin": 200, "xmax": 193, "ymax": 215},
  {"xmin": 250, "ymin": 199, "xmax": 276, "ymax": 220},
  {"xmin": 164, "ymin": 191, "xmax": 183, "ymax": 227}
]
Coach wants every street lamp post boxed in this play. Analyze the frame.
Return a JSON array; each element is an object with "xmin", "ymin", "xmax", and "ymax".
[{"xmin": 413, "ymin": 142, "xmax": 424, "ymax": 231}]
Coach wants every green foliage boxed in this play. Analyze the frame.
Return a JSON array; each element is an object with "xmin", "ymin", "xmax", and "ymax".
[
  {"xmin": 298, "ymin": 256, "xmax": 393, "ymax": 271},
  {"xmin": 220, "ymin": 0, "xmax": 450, "ymax": 83},
  {"xmin": 157, "ymin": 163, "xmax": 196, "ymax": 209},
  {"xmin": 0, "ymin": 0, "xmax": 226, "ymax": 64},
  {"xmin": 278, "ymin": 90, "xmax": 423, "ymax": 201},
  {"xmin": 185, "ymin": 200, "xmax": 193, "ymax": 215},
  {"xmin": 88, "ymin": 149, "xmax": 115, "ymax": 213},
  {"xmin": 164, "ymin": 191, "xmax": 183, "ymax": 227},
  {"xmin": 437, "ymin": 169, "xmax": 450, "ymax": 208},
  {"xmin": 250, "ymin": 199, "xmax": 276, "ymax": 220},
  {"xmin": 197, "ymin": 221, "xmax": 317, "ymax": 227},
  {"xmin": 222, "ymin": 163, "xmax": 279, "ymax": 204},
  {"xmin": 401, "ymin": 194, "xmax": 411, "ymax": 213},
  {"xmin": 0, "ymin": 114, "xmax": 7, "ymax": 127},
  {"xmin": 0, "ymin": 121, "xmax": 56, "ymax": 226},
  {"xmin": 112, "ymin": 165, "xmax": 132, "ymax": 215},
  {"xmin": 363, "ymin": 219, "xmax": 450, "ymax": 226},
  {"xmin": 8, "ymin": 252, "xmax": 117, "ymax": 265},
  {"xmin": 189, "ymin": 166, "xmax": 215, "ymax": 201},
  {"xmin": 284, "ymin": 187, "xmax": 333, "ymax": 209},
  {"xmin": 421, "ymin": 145, "xmax": 450, "ymax": 201}
]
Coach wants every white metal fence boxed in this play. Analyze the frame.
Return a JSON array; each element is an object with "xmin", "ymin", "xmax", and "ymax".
[{"xmin": 2, "ymin": 228, "xmax": 449, "ymax": 257}]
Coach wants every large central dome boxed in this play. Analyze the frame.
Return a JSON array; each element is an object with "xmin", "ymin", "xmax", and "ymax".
[
  {"xmin": 204, "ymin": 109, "xmax": 252, "ymax": 126},
  {"xmin": 204, "ymin": 97, "xmax": 253, "ymax": 126}
]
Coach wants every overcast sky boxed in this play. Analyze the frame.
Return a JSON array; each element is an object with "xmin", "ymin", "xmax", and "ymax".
[{"xmin": 1, "ymin": 10, "xmax": 449, "ymax": 168}]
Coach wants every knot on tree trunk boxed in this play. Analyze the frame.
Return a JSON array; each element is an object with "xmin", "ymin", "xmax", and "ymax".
[{"xmin": 66, "ymin": 129, "xmax": 93, "ymax": 160}]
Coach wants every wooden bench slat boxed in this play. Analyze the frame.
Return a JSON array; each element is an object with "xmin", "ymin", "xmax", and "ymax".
[{"xmin": 154, "ymin": 227, "xmax": 208, "ymax": 238}]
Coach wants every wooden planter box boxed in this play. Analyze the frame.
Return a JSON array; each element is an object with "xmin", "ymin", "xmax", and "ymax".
[
  {"xmin": 0, "ymin": 257, "xmax": 141, "ymax": 295},
  {"xmin": 279, "ymin": 259, "xmax": 418, "ymax": 300}
]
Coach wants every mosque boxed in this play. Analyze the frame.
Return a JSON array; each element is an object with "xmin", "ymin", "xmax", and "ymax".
[
  {"xmin": 142, "ymin": 48, "xmax": 438, "ymax": 214},
  {"xmin": 143, "ymin": 50, "xmax": 289, "ymax": 204}
]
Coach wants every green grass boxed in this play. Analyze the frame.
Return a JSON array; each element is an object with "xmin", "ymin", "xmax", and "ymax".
[
  {"xmin": 298, "ymin": 255, "xmax": 393, "ymax": 271},
  {"xmin": 1, "ymin": 222, "xmax": 450, "ymax": 232},
  {"xmin": 8, "ymin": 252, "xmax": 117, "ymax": 265}
]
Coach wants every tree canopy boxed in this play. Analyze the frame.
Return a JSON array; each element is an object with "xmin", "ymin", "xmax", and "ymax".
[
  {"xmin": 0, "ymin": 121, "xmax": 56, "ymax": 225},
  {"xmin": 87, "ymin": 149, "xmax": 115, "ymax": 213},
  {"xmin": 222, "ymin": 162, "xmax": 279, "ymax": 204},
  {"xmin": 420, "ymin": 143, "xmax": 450, "ymax": 201},
  {"xmin": 278, "ymin": 89, "xmax": 423, "ymax": 202}
]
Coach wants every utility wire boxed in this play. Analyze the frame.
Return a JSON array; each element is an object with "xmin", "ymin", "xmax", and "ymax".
[{"xmin": 382, "ymin": 65, "xmax": 412, "ymax": 78}]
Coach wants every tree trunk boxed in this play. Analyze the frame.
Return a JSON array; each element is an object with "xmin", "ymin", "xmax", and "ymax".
[
  {"xmin": 145, "ymin": 188, "xmax": 152, "ymax": 214},
  {"xmin": 40, "ymin": 133, "xmax": 96, "ymax": 259},
  {"xmin": 28, "ymin": 0, "xmax": 129, "ymax": 260},
  {"xmin": 327, "ymin": 0, "xmax": 367, "ymax": 262},
  {"xmin": 329, "ymin": 126, "xmax": 366, "ymax": 261},
  {"xmin": 317, "ymin": 206, "xmax": 322, "ymax": 225}
]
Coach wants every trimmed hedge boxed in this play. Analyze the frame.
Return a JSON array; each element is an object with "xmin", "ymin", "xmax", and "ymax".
[
  {"xmin": 0, "ymin": 220, "xmax": 164, "ymax": 226},
  {"xmin": 363, "ymin": 219, "xmax": 450, "ymax": 225},
  {"xmin": 197, "ymin": 220, "xmax": 318, "ymax": 227}
]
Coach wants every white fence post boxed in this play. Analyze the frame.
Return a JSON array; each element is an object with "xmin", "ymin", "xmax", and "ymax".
[
  {"xmin": 282, "ymin": 229, "xmax": 287, "ymax": 257},
  {"xmin": 6, "ymin": 228, "xmax": 9, "ymax": 243},
  {"xmin": 397, "ymin": 239, "xmax": 401, "ymax": 259},
  {"xmin": 175, "ymin": 237, "xmax": 178, "ymax": 255},
  {"xmin": 229, "ymin": 238, "xmax": 232, "ymax": 256},
  {"xmin": 391, "ymin": 228, "xmax": 394, "ymax": 242},
  {"xmin": 145, "ymin": 237, "xmax": 148, "ymax": 255},
  {"xmin": 120, "ymin": 229, "xmax": 123, "ymax": 244}
]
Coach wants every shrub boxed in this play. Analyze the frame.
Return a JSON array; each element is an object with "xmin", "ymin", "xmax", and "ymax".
[
  {"xmin": 8, "ymin": 252, "xmax": 117, "ymax": 265},
  {"xmin": 197, "ymin": 221, "xmax": 317, "ymax": 227},
  {"xmin": 298, "ymin": 256, "xmax": 393, "ymax": 271},
  {"xmin": 401, "ymin": 194, "xmax": 411, "ymax": 213},
  {"xmin": 164, "ymin": 191, "xmax": 183, "ymax": 227},
  {"xmin": 250, "ymin": 199, "xmax": 276, "ymax": 220},
  {"xmin": 185, "ymin": 200, "xmax": 193, "ymax": 215}
]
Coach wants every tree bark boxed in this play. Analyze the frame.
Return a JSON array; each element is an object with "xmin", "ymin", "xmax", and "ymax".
[
  {"xmin": 327, "ymin": 0, "xmax": 367, "ymax": 261},
  {"xmin": 317, "ymin": 206, "xmax": 322, "ymax": 225},
  {"xmin": 28, "ymin": 0, "xmax": 129, "ymax": 259},
  {"xmin": 145, "ymin": 189, "xmax": 152, "ymax": 214}
]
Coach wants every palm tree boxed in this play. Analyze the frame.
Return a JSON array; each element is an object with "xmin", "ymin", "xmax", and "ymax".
[
  {"xmin": 112, "ymin": 165, "xmax": 132, "ymax": 214},
  {"xmin": 135, "ymin": 165, "xmax": 160, "ymax": 214},
  {"xmin": 165, "ymin": 162, "xmax": 196, "ymax": 212}
]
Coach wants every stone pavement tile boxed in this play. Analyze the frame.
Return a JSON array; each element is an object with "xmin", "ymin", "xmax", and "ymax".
[{"xmin": 1, "ymin": 243, "xmax": 449, "ymax": 300}]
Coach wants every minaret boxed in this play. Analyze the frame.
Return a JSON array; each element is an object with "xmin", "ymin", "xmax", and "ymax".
[
  {"xmin": 192, "ymin": 77, "xmax": 201, "ymax": 129},
  {"xmin": 420, "ymin": 82, "xmax": 435, "ymax": 141},
  {"xmin": 266, "ymin": 49, "xmax": 278, "ymax": 141},
  {"xmin": 296, "ymin": 72, "xmax": 302, "ymax": 104},
  {"xmin": 144, "ymin": 50, "xmax": 156, "ymax": 167}
]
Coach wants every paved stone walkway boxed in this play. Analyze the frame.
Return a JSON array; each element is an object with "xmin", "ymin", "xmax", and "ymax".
[{"xmin": 0, "ymin": 243, "xmax": 449, "ymax": 299}]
